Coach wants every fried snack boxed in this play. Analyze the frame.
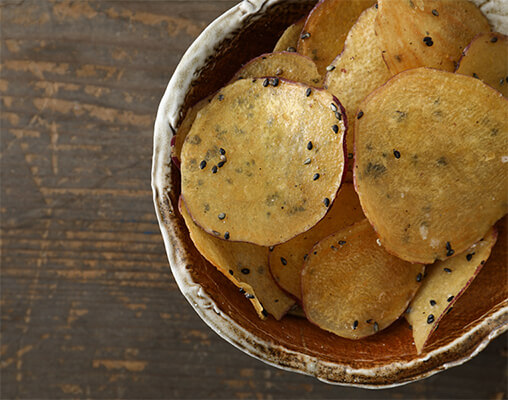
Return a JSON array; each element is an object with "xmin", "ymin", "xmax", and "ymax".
[
  {"xmin": 181, "ymin": 78, "xmax": 346, "ymax": 246},
  {"xmin": 354, "ymin": 68, "xmax": 507, "ymax": 263},
  {"xmin": 375, "ymin": 0, "xmax": 490, "ymax": 74},
  {"xmin": 302, "ymin": 219, "xmax": 424, "ymax": 339}
]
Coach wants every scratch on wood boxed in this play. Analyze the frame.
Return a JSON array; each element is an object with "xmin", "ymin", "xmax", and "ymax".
[{"xmin": 92, "ymin": 359, "xmax": 147, "ymax": 372}]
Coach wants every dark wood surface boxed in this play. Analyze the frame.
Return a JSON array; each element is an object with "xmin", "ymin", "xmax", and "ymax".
[{"xmin": 1, "ymin": 1, "xmax": 506, "ymax": 398}]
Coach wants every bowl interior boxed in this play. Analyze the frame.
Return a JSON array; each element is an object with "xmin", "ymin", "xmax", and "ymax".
[{"xmin": 157, "ymin": 0, "xmax": 508, "ymax": 386}]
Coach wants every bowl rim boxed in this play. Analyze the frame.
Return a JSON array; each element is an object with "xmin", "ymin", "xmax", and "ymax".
[{"xmin": 152, "ymin": 0, "xmax": 508, "ymax": 388}]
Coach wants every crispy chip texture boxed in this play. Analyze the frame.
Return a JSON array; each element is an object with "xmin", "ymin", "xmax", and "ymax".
[
  {"xmin": 273, "ymin": 19, "xmax": 305, "ymax": 52},
  {"xmin": 181, "ymin": 79, "xmax": 346, "ymax": 246},
  {"xmin": 172, "ymin": 96, "xmax": 212, "ymax": 161},
  {"xmin": 270, "ymin": 183, "xmax": 364, "ymax": 300},
  {"xmin": 354, "ymin": 68, "xmax": 508, "ymax": 264},
  {"xmin": 375, "ymin": 0, "xmax": 490, "ymax": 74},
  {"xmin": 456, "ymin": 32, "xmax": 508, "ymax": 97},
  {"xmin": 325, "ymin": 5, "xmax": 392, "ymax": 161},
  {"xmin": 231, "ymin": 52, "xmax": 322, "ymax": 87},
  {"xmin": 302, "ymin": 219, "xmax": 424, "ymax": 339},
  {"xmin": 297, "ymin": 0, "xmax": 375, "ymax": 75},
  {"xmin": 406, "ymin": 228, "xmax": 497, "ymax": 353},
  {"xmin": 179, "ymin": 198, "xmax": 295, "ymax": 320}
]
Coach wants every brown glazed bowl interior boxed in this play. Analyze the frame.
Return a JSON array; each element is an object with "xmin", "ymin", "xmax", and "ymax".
[{"xmin": 152, "ymin": 0, "xmax": 508, "ymax": 388}]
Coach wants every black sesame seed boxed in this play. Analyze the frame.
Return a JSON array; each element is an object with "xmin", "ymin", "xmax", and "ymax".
[
  {"xmin": 348, "ymin": 153, "xmax": 354, "ymax": 159},
  {"xmin": 444, "ymin": 267, "xmax": 452, "ymax": 273},
  {"xmin": 307, "ymin": 141, "xmax": 313, "ymax": 150},
  {"xmin": 393, "ymin": 150, "xmax": 401, "ymax": 159},
  {"xmin": 472, "ymin": 73, "xmax": 479, "ymax": 79},
  {"xmin": 446, "ymin": 249, "xmax": 455, "ymax": 257},
  {"xmin": 199, "ymin": 160, "xmax": 207, "ymax": 169},
  {"xmin": 229, "ymin": 270, "xmax": 234, "ymax": 275},
  {"xmin": 481, "ymin": 260, "xmax": 485, "ymax": 265},
  {"xmin": 335, "ymin": 112, "xmax": 342, "ymax": 121},
  {"xmin": 303, "ymin": 254, "xmax": 308, "ymax": 260},
  {"xmin": 367, "ymin": 318, "xmax": 373, "ymax": 323},
  {"xmin": 430, "ymin": 300, "xmax": 436, "ymax": 306},
  {"xmin": 306, "ymin": 88, "xmax": 312, "ymax": 97},
  {"xmin": 271, "ymin": 78, "xmax": 279, "ymax": 87},
  {"xmin": 423, "ymin": 36, "xmax": 434, "ymax": 46},
  {"xmin": 353, "ymin": 320, "xmax": 359, "ymax": 330},
  {"xmin": 224, "ymin": 232, "xmax": 230, "ymax": 240},
  {"xmin": 263, "ymin": 78, "xmax": 269, "ymax": 87},
  {"xmin": 218, "ymin": 161, "xmax": 226, "ymax": 168},
  {"xmin": 280, "ymin": 257, "xmax": 287, "ymax": 266},
  {"xmin": 427, "ymin": 314, "xmax": 435, "ymax": 324},
  {"xmin": 218, "ymin": 213, "xmax": 226, "ymax": 220},
  {"xmin": 239, "ymin": 288, "xmax": 245, "ymax": 294},
  {"xmin": 301, "ymin": 32, "xmax": 311, "ymax": 39},
  {"xmin": 338, "ymin": 240, "xmax": 346, "ymax": 245},
  {"xmin": 416, "ymin": 273, "xmax": 423, "ymax": 282},
  {"xmin": 491, "ymin": 36, "xmax": 498, "ymax": 43},
  {"xmin": 218, "ymin": 94, "xmax": 224, "ymax": 101},
  {"xmin": 466, "ymin": 253, "xmax": 474, "ymax": 261},
  {"xmin": 245, "ymin": 293, "xmax": 255, "ymax": 299},
  {"xmin": 500, "ymin": 78, "xmax": 505, "ymax": 85},
  {"xmin": 330, "ymin": 103, "xmax": 338, "ymax": 112},
  {"xmin": 357, "ymin": 111, "xmax": 364, "ymax": 119},
  {"xmin": 447, "ymin": 295, "xmax": 454, "ymax": 302},
  {"xmin": 446, "ymin": 241, "xmax": 452, "ymax": 250},
  {"xmin": 313, "ymin": 173, "xmax": 320, "ymax": 181},
  {"xmin": 331, "ymin": 245, "xmax": 337, "ymax": 250},
  {"xmin": 287, "ymin": 46, "xmax": 296, "ymax": 52},
  {"xmin": 332, "ymin": 125, "xmax": 339, "ymax": 133},
  {"xmin": 326, "ymin": 65, "xmax": 336, "ymax": 72},
  {"xmin": 405, "ymin": 308, "xmax": 411, "ymax": 315},
  {"xmin": 269, "ymin": 246, "xmax": 274, "ymax": 252},
  {"xmin": 324, "ymin": 198, "xmax": 330, "ymax": 207},
  {"xmin": 304, "ymin": 158, "xmax": 311, "ymax": 165},
  {"xmin": 313, "ymin": 251, "xmax": 317, "ymax": 255},
  {"xmin": 375, "ymin": 3, "xmax": 378, "ymax": 8},
  {"xmin": 262, "ymin": 309, "xmax": 268, "ymax": 317},
  {"xmin": 446, "ymin": 307, "xmax": 453, "ymax": 314},
  {"xmin": 374, "ymin": 322, "xmax": 379, "ymax": 332},
  {"xmin": 432, "ymin": 9, "xmax": 439, "ymax": 16},
  {"xmin": 219, "ymin": 148, "xmax": 226, "ymax": 155},
  {"xmin": 241, "ymin": 268, "xmax": 250, "ymax": 275},
  {"xmin": 212, "ymin": 230, "xmax": 221, "ymax": 236},
  {"xmin": 212, "ymin": 165, "xmax": 218, "ymax": 174}
]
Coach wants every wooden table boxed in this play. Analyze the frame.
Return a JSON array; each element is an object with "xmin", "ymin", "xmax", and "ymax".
[{"xmin": 1, "ymin": 1, "xmax": 506, "ymax": 398}]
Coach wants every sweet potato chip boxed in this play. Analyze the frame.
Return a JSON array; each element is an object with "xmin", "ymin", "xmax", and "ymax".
[
  {"xmin": 270, "ymin": 183, "xmax": 364, "ymax": 300},
  {"xmin": 179, "ymin": 198, "xmax": 295, "ymax": 320},
  {"xmin": 406, "ymin": 227, "xmax": 498, "ymax": 353},
  {"xmin": 302, "ymin": 219, "xmax": 424, "ymax": 339},
  {"xmin": 273, "ymin": 19, "xmax": 305, "ymax": 52},
  {"xmin": 354, "ymin": 68, "xmax": 508, "ymax": 264},
  {"xmin": 172, "ymin": 95, "xmax": 213, "ymax": 162},
  {"xmin": 375, "ymin": 0, "xmax": 490, "ymax": 74},
  {"xmin": 297, "ymin": 0, "xmax": 375, "ymax": 75},
  {"xmin": 181, "ymin": 78, "xmax": 346, "ymax": 246},
  {"xmin": 231, "ymin": 52, "xmax": 322, "ymax": 87},
  {"xmin": 456, "ymin": 32, "xmax": 508, "ymax": 97},
  {"xmin": 324, "ymin": 5, "xmax": 392, "ymax": 162}
]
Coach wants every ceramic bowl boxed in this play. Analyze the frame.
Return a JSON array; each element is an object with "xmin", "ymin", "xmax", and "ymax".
[{"xmin": 152, "ymin": 0, "xmax": 508, "ymax": 387}]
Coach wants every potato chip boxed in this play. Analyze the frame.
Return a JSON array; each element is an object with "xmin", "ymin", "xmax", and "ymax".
[
  {"xmin": 324, "ymin": 5, "xmax": 392, "ymax": 163},
  {"xmin": 231, "ymin": 52, "xmax": 322, "ymax": 87},
  {"xmin": 406, "ymin": 227, "xmax": 497, "ymax": 353},
  {"xmin": 269, "ymin": 183, "xmax": 364, "ymax": 300},
  {"xmin": 181, "ymin": 78, "xmax": 346, "ymax": 246},
  {"xmin": 375, "ymin": 0, "xmax": 490, "ymax": 74},
  {"xmin": 179, "ymin": 198, "xmax": 295, "ymax": 320},
  {"xmin": 273, "ymin": 19, "xmax": 305, "ymax": 52},
  {"xmin": 297, "ymin": 0, "xmax": 376, "ymax": 75},
  {"xmin": 301, "ymin": 219, "xmax": 424, "ymax": 339},
  {"xmin": 172, "ymin": 95, "xmax": 213, "ymax": 162},
  {"xmin": 456, "ymin": 32, "xmax": 508, "ymax": 97},
  {"xmin": 354, "ymin": 68, "xmax": 508, "ymax": 264}
]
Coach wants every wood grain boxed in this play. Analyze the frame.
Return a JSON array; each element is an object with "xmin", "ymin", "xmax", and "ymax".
[{"xmin": 1, "ymin": 1, "xmax": 506, "ymax": 398}]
